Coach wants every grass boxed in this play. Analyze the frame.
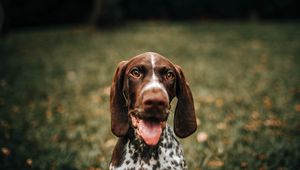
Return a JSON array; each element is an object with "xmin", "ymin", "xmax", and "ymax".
[{"xmin": 0, "ymin": 21, "xmax": 300, "ymax": 170}]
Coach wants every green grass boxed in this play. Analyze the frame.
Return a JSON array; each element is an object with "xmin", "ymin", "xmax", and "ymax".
[{"xmin": 0, "ymin": 22, "xmax": 300, "ymax": 170}]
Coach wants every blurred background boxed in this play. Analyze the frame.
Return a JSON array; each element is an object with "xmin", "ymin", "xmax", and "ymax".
[
  {"xmin": 0, "ymin": 0, "xmax": 300, "ymax": 170},
  {"xmin": 0, "ymin": 0, "xmax": 300, "ymax": 32}
]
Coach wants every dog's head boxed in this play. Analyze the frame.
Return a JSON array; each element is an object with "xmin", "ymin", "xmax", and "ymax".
[{"xmin": 110, "ymin": 52, "xmax": 197, "ymax": 146}]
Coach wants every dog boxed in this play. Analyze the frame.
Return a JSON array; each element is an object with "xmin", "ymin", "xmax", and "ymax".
[{"xmin": 109, "ymin": 52, "xmax": 197, "ymax": 169}]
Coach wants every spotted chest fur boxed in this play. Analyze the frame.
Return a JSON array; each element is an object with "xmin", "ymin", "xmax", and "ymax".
[{"xmin": 109, "ymin": 125, "xmax": 187, "ymax": 170}]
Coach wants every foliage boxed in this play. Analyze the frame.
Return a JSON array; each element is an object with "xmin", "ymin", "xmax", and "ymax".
[
  {"xmin": 2, "ymin": 0, "xmax": 299, "ymax": 29},
  {"xmin": 0, "ymin": 22, "xmax": 299, "ymax": 169}
]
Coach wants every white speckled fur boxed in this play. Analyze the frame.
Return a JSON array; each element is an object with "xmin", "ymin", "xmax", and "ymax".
[{"xmin": 109, "ymin": 125, "xmax": 187, "ymax": 170}]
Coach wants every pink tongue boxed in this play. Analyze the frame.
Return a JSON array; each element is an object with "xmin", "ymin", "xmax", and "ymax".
[{"xmin": 137, "ymin": 120, "xmax": 162, "ymax": 146}]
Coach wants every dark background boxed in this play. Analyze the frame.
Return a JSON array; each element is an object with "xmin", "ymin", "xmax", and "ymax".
[{"xmin": 1, "ymin": 0, "xmax": 299, "ymax": 31}]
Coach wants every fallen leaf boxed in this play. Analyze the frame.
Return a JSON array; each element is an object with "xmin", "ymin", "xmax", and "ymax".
[
  {"xmin": 90, "ymin": 93, "xmax": 102, "ymax": 103},
  {"xmin": 1, "ymin": 147, "xmax": 11, "ymax": 157},
  {"xmin": 256, "ymin": 153, "xmax": 267, "ymax": 160},
  {"xmin": 51, "ymin": 134, "xmax": 59, "ymax": 142},
  {"xmin": 97, "ymin": 156, "xmax": 106, "ymax": 163},
  {"xmin": 224, "ymin": 112, "xmax": 236, "ymax": 123},
  {"xmin": 259, "ymin": 165, "xmax": 267, "ymax": 170},
  {"xmin": 243, "ymin": 120, "xmax": 262, "ymax": 131},
  {"xmin": 215, "ymin": 98, "xmax": 224, "ymax": 108},
  {"xmin": 104, "ymin": 139, "xmax": 117, "ymax": 148},
  {"xmin": 93, "ymin": 108, "xmax": 104, "ymax": 116},
  {"xmin": 196, "ymin": 117, "xmax": 201, "ymax": 126},
  {"xmin": 207, "ymin": 160, "xmax": 224, "ymax": 167},
  {"xmin": 56, "ymin": 104, "xmax": 64, "ymax": 113},
  {"xmin": 0, "ymin": 120, "xmax": 10, "ymax": 129},
  {"xmin": 67, "ymin": 71, "xmax": 76, "ymax": 81},
  {"xmin": 295, "ymin": 104, "xmax": 300, "ymax": 112},
  {"xmin": 26, "ymin": 158, "xmax": 33, "ymax": 167},
  {"xmin": 264, "ymin": 117, "xmax": 282, "ymax": 128},
  {"xmin": 0, "ymin": 79, "xmax": 7, "ymax": 87},
  {"xmin": 263, "ymin": 96, "xmax": 272, "ymax": 109},
  {"xmin": 45, "ymin": 110, "xmax": 53, "ymax": 120},
  {"xmin": 252, "ymin": 64, "xmax": 266, "ymax": 74},
  {"xmin": 216, "ymin": 122, "xmax": 227, "ymax": 130},
  {"xmin": 88, "ymin": 166, "xmax": 101, "ymax": 170},
  {"xmin": 240, "ymin": 161, "xmax": 248, "ymax": 169},
  {"xmin": 240, "ymin": 136, "xmax": 254, "ymax": 143},
  {"xmin": 11, "ymin": 105, "xmax": 20, "ymax": 113},
  {"xmin": 260, "ymin": 53, "xmax": 268, "ymax": 64},
  {"xmin": 251, "ymin": 40, "xmax": 261, "ymax": 49},
  {"xmin": 205, "ymin": 95, "xmax": 215, "ymax": 104},
  {"xmin": 196, "ymin": 131, "xmax": 208, "ymax": 143},
  {"xmin": 102, "ymin": 86, "xmax": 111, "ymax": 96},
  {"xmin": 251, "ymin": 111, "xmax": 260, "ymax": 119}
]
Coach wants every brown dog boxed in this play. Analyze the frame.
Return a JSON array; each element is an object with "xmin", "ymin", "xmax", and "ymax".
[{"xmin": 110, "ymin": 52, "xmax": 196, "ymax": 169}]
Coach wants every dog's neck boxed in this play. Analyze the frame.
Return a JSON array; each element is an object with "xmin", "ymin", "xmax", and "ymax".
[
  {"xmin": 110, "ymin": 125, "xmax": 187, "ymax": 169},
  {"xmin": 127, "ymin": 124, "xmax": 171, "ymax": 159},
  {"xmin": 125, "ymin": 127, "xmax": 162, "ymax": 163}
]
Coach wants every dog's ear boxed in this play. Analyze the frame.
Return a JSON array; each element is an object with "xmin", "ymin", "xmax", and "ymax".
[
  {"xmin": 174, "ymin": 65, "xmax": 197, "ymax": 138},
  {"xmin": 110, "ymin": 61, "xmax": 129, "ymax": 137}
]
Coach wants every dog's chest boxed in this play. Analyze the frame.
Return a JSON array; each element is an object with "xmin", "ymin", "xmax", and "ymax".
[{"xmin": 109, "ymin": 126, "xmax": 187, "ymax": 170}]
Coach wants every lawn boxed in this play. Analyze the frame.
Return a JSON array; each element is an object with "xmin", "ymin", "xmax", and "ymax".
[{"xmin": 0, "ymin": 22, "xmax": 299, "ymax": 170}]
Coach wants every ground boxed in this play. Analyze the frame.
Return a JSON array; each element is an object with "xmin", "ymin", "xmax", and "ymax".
[{"xmin": 0, "ymin": 21, "xmax": 299, "ymax": 170}]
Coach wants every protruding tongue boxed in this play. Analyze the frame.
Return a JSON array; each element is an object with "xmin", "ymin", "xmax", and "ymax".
[{"xmin": 137, "ymin": 120, "xmax": 162, "ymax": 146}]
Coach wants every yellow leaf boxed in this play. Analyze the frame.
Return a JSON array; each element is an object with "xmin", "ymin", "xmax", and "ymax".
[
  {"xmin": 207, "ymin": 160, "xmax": 224, "ymax": 167},
  {"xmin": 104, "ymin": 139, "xmax": 117, "ymax": 148},
  {"xmin": 102, "ymin": 86, "xmax": 111, "ymax": 96},
  {"xmin": 216, "ymin": 122, "xmax": 227, "ymax": 130},
  {"xmin": 243, "ymin": 120, "xmax": 262, "ymax": 131},
  {"xmin": 240, "ymin": 162, "xmax": 248, "ymax": 169},
  {"xmin": 1, "ymin": 147, "xmax": 11, "ymax": 157},
  {"xmin": 295, "ymin": 104, "xmax": 300, "ymax": 112},
  {"xmin": 263, "ymin": 96, "xmax": 272, "ymax": 109},
  {"xmin": 196, "ymin": 131, "xmax": 208, "ymax": 143},
  {"xmin": 11, "ymin": 105, "xmax": 20, "ymax": 113},
  {"xmin": 264, "ymin": 117, "xmax": 282, "ymax": 128},
  {"xmin": 26, "ymin": 158, "xmax": 33, "ymax": 167},
  {"xmin": 215, "ymin": 98, "xmax": 224, "ymax": 108}
]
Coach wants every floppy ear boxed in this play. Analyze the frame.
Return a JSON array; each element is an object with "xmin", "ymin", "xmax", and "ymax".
[
  {"xmin": 174, "ymin": 65, "xmax": 197, "ymax": 138},
  {"xmin": 110, "ymin": 61, "xmax": 129, "ymax": 137}
]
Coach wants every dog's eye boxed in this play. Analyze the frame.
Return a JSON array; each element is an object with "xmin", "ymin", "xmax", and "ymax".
[
  {"xmin": 130, "ymin": 68, "xmax": 142, "ymax": 78},
  {"xmin": 165, "ymin": 70, "xmax": 175, "ymax": 80}
]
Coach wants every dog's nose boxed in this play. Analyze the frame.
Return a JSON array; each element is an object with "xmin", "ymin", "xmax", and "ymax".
[
  {"xmin": 142, "ymin": 90, "xmax": 168, "ymax": 112},
  {"xmin": 143, "ymin": 97, "xmax": 167, "ymax": 108}
]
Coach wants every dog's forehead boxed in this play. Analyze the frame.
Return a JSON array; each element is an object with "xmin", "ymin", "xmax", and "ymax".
[{"xmin": 128, "ymin": 52, "xmax": 173, "ymax": 68}]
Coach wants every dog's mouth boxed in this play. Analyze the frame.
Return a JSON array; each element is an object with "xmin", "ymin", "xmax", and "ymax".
[{"xmin": 129, "ymin": 109, "xmax": 169, "ymax": 146}]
